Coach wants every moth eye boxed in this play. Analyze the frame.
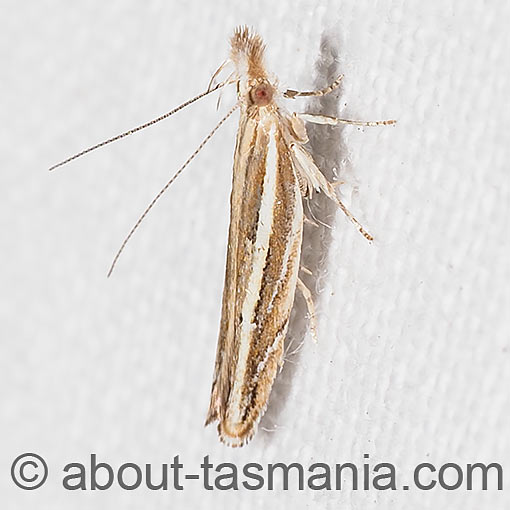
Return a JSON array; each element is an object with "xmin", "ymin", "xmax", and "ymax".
[{"xmin": 249, "ymin": 83, "xmax": 273, "ymax": 106}]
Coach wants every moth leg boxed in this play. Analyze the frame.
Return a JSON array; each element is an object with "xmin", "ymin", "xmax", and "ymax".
[
  {"xmin": 297, "ymin": 277, "xmax": 318, "ymax": 343},
  {"xmin": 290, "ymin": 143, "xmax": 373, "ymax": 241},
  {"xmin": 207, "ymin": 59, "xmax": 229, "ymax": 92},
  {"xmin": 304, "ymin": 216, "xmax": 320, "ymax": 228},
  {"xmin": 281, "ymin": 337, "xmax": 305, "ymax": 371},
  {"xmin": 331, "ymin": 180, "xmax": 345, "ymax": 189},
  {"xmin": 305, "ymin": 199, "xmax": 332, "ymax": 230},
  {"xmin": 300, "ymin": 265, "xmax": 313, "ymax": 276},
  {"xmin": 284, "ymin": 74, "xmax": 343, "ymax": 99},
  {"xmin": 299, "ymin": 112, "xmax": 396, "ymax": 127}
]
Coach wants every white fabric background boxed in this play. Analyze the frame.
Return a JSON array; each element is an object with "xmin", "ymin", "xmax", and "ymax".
[{"xmin": 1, "ymin": 0, "xmax": 509, "ymax": 508}]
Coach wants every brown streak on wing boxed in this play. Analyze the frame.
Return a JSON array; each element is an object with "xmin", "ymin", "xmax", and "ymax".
[
  {"xmin": 215, "ymin": 122, "xmax": 304, "ymax": 445},
  {"xmin": 236, "ymin": 127, "xmax": 303, "ymax": 429},
  {"xmin": 205, "ymin": 112, "xmax": 262, "ymax": 425}
]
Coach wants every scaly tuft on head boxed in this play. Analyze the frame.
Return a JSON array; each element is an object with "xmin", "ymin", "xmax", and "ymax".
[{"xmin": 230, "ymin": 26, "xmax": 267, "ymax": 81}]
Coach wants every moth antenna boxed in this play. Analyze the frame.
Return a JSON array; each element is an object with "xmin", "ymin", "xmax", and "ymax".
[
  {"xmin": 107, "ymin": 103, "xmax": 239, "ymax": 278},
  {"xmin": 49, "ymin": 79, "xmax": 234, "ymax": 172}
]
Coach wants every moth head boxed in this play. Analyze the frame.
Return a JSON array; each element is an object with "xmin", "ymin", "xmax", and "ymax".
[
  {"xmin": 230, "ymin": 27, "xmax": 277, "ymax": 108},
  {"xmin": 248, "ymin": 81, "xmax": 274, "ymax": 107}
]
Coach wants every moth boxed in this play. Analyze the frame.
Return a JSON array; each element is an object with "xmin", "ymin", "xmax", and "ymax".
[{"xmin": 50, "ymin": 26, "xmax": 395, "ymax": 447}]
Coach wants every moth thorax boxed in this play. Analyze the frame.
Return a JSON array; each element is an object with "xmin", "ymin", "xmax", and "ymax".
[{"xmin": 249, "ymin": 82, "xmax": 274, "ymax": 106}]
